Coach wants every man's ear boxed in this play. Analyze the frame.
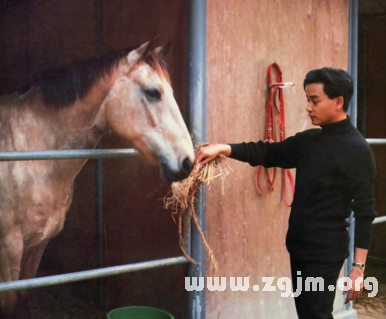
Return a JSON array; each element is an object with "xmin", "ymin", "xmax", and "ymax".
[{"xmin": 336, "ymin": 96, "xmax": 344, "ymax": 111}]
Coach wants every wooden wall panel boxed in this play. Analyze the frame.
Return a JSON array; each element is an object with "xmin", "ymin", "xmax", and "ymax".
[
  {"xmin": 27, "ymin": 0, "xmax": 95, "ymax": 75},
  {"xmin": 206, "ymin": 0, "xmax": 349, "ymax": 318},
  {"xmin": 0, "ymin": 4, "xmax": 28, "ymax": 94}
]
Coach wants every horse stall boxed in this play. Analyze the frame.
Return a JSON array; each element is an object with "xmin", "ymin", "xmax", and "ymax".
[
  {"xmin": 0, "ymin": 0, "xmax": 379, "ymax": 319},
  {"xmin": 0, "ymin": 0, "xmax": 197, "ymax": 318}
]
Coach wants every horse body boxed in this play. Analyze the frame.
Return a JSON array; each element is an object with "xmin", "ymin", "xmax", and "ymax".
[
  {"xmin": 0, "ymin": 40, "xmax": 194, "ymax": 311},
  {"xmin": 0, "ymin": 86, "xmax": 107, "ymax": 300},
  {"xmin": 0, "ymin": 91, "xmax": 97, "ymax": 244}
]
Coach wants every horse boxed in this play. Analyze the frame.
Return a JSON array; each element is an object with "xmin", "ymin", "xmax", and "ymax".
[{"xmin": 0, "ymin": 39, "xmax": 194, "ymax": 314}]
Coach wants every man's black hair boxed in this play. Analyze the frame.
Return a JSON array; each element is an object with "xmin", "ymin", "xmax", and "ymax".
[{"xmin": 303, "ymin": 68, "xmax": 354, "ymax": 112}]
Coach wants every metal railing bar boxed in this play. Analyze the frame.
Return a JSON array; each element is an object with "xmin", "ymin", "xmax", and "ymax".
[
  {"xmin": 0, "ymin": 256, "xmax": 188, "ymax": 293},
  {"xmin": 373, "ymin": 216, "xmax": 386, "ymax": 225},
  {"xmin": 366, "ymin": 138, "xmax": 386, "ymax": 145},
  {"xmin": 0, "ymin": 149, "xmax": 138, "ymax": 161}
]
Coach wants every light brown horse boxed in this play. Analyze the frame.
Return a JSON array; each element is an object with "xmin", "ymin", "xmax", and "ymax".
[{"xmin": 0, "ymin": 40, "xmax": 194, "ymax": 312}]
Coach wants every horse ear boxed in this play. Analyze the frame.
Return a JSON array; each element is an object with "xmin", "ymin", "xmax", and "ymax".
[
  {"xmin": 154, "ymin": 42, "xmax": 171, "ymax": 59},
  {"xmin": 126, "ymin": 36, "xmax": 160, "ymax": 66}
]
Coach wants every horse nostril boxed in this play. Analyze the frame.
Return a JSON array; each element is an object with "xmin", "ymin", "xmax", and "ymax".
[{"xmin": 182, "ymin": 157, "xmax": 193, "ymax": 175}]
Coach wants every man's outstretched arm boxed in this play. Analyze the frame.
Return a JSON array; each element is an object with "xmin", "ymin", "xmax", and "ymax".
[{"xmin": 195, "ymin": 133, "xmax": 303, "ymax": 169}]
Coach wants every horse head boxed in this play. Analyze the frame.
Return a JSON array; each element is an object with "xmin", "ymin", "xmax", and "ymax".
[{"xmin": 99, "ymin": 40, "xmax": 195, "ymax": 182}]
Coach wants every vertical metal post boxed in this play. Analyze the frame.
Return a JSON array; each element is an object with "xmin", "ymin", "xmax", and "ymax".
[
  {"xmin": 346, "ymin": 0, "xmax": 358, "ymax": 312},
  {"xmin": 186, "ymin": 0, "xmax": 207, "ymax": 318},
  {"xmin": 94, "ymin": 0, "xmax": 105, "ymax": 310},
  {"xmin": 349, "ymin": 0, "xmax": 358, "ymax": 127}
]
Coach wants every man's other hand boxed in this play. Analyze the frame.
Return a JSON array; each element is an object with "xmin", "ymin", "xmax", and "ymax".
[{"xmin": 343, "ymin": 267, "xmax": 364, "ymax": 304}]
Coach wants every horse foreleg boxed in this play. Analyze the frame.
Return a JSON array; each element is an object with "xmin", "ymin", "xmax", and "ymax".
[
  {"xmin": 0, "ymin": 232, "xmax": 23, "ymax": 316},
  {"xmin": 20, "ymin": 240, "xmax": 49, "ymax": 281},
  {"xmin": 9, "ymin": 240, "xmax": 49, "ymax": 319},
  {"xmin": 17, "ymin": 240, "xmax": 49, "ymax": 299}
]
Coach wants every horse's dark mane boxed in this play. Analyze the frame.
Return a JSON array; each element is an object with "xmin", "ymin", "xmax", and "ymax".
[
  {"xmin": 30, "ymin": 48, "xmax": 132, "ymax": 107},
  {"xmin": 27, "ymin": 47, "xmax": 170, "ymax": 108}
]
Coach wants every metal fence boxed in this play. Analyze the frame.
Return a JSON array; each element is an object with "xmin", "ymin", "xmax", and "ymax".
[
  {"xmin": 0, "ymin": 256, "xmax": 188, "ymax": 293},
  {"xmin": 0, "ymin": 148, "xmax": 190, "ymax": 294}
]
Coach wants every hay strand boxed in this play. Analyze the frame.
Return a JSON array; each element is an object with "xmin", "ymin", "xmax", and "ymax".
[{"xmin": 164, "ymin": 142, "xmax": 233, "ymax": 273}]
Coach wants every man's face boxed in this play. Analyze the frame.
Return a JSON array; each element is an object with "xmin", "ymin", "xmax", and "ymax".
[{"xmin": 305, "ymin": 83, "xmax": 343, "ymax": 126}]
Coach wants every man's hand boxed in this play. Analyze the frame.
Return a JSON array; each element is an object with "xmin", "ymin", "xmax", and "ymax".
[
  {"xmin": 343, "ymin": 266, "xmax": 364, "ymax": 304},
  {"xmin": 195, "ymin": 144, "xmax": 231, "ymax": 168}
]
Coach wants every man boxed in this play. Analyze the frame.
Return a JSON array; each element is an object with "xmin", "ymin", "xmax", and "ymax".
[{"xmin": 195, "ymin": 68, "xmax": 376, "ymax": 319}]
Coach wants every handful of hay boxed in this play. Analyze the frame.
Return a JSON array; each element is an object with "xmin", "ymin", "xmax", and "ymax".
[{"xmin": 164, "ymin": 142, "xmax": 233, "ymax": 272}]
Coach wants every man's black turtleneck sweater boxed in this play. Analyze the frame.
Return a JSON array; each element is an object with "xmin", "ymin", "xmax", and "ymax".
[{"xmin": 229, "ymin": 117, "xmax": 377, "ymax": 263}]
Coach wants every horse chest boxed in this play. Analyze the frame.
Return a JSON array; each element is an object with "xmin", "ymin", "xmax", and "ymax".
[
  {"xmin": 23, "ymin": 183, "xmax": 74, "ymax": 248},
  {"xmin": 26, "ymin": 185, "xmax": 73, "ymax": 243},
  {"xmin": 0, "ymin": 161, "xmax": 75, "ymax": 248}
]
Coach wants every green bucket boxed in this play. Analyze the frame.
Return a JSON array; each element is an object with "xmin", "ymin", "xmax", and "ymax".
[{"xmin": 107, "ymin": 306, "xmax": 174, "ymax": 319}]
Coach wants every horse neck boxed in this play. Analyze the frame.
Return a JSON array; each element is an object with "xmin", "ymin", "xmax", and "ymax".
[
  {"xmin": 2, "ymin": 70, "xmax": 119, "ymax": 180},
  {"xmin": 40, "ymin": 70, "xmax": 120, "ymax": 151},
  {"xmin": 49, "ymin": 73, "xmax": 120, "ymax": 177}
]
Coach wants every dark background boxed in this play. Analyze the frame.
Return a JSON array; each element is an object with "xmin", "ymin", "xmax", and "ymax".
[{"xmin": 358, "ymin": 0, "xmax": 386, "ymax": 263}]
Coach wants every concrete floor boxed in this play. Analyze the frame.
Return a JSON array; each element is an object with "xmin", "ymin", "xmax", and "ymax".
[
  {"xmin": 355, "ymin": 303, "xmax": 386, "ymax": 319},
  {"xmin": 354, "ymin": 261, "xmax": 386, "ymax": 319}
]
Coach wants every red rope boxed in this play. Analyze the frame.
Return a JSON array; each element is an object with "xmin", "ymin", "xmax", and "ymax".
[{"xmin": 256, "ymin": 62, "xmax": 295, "ymax": 207}]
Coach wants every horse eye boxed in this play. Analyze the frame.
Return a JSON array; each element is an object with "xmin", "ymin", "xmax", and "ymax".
[{"xmin": 144, "ymin": 88, "xmax": 162, "ymax": 101}]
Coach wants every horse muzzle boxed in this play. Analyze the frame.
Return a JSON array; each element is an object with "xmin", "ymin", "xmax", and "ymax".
[{"xmin": 159, "ymin": 156, "xmax": 194, "ymax": 182}]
